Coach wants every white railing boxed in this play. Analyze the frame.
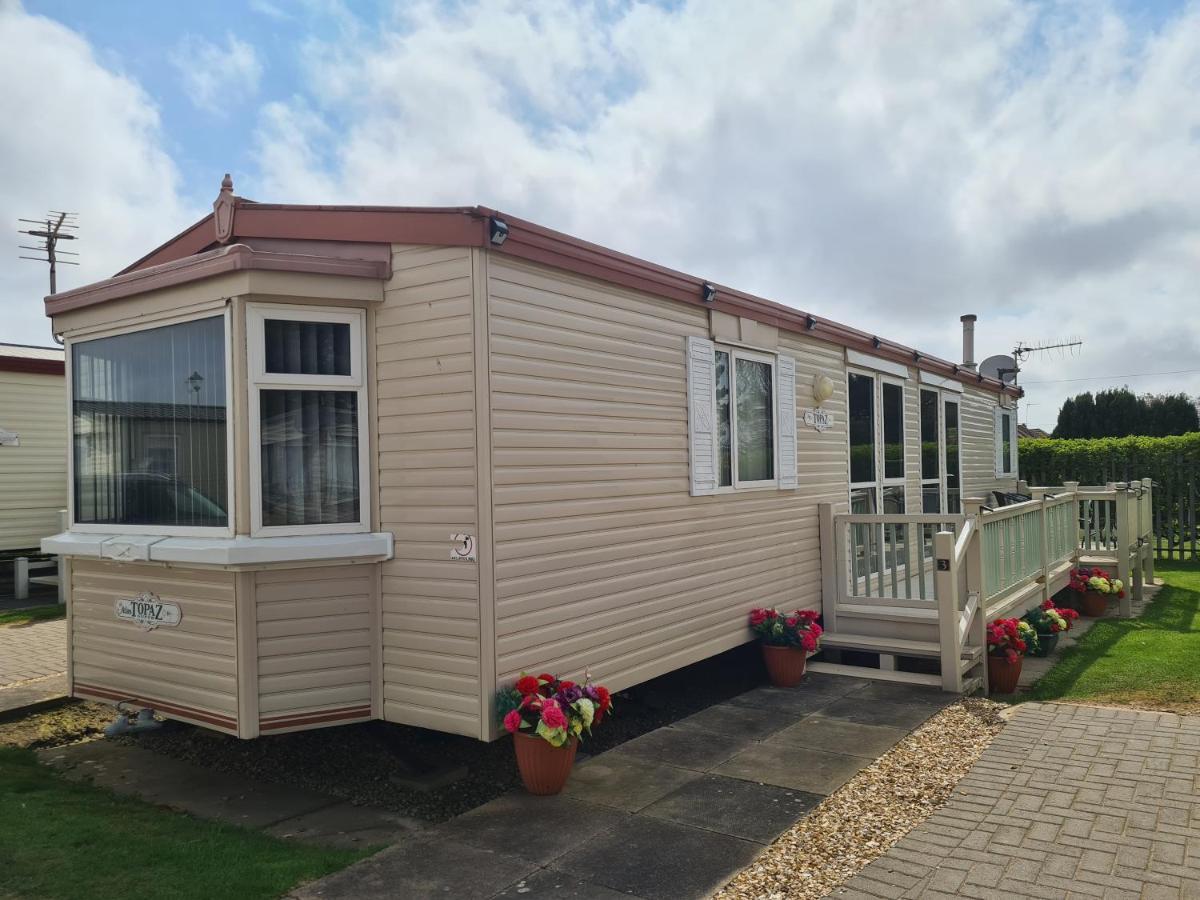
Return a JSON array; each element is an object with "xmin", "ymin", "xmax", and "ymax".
[{"xmin": 819, "ymin": 478, "xmax": 1154, "ymax": 693}]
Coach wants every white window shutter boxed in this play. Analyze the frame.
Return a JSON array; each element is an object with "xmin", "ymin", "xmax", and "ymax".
[
  {"xmin": 777, "ymin": 354, "xmax": 798, "ymax": 489},
  {"xmin": 686, "ymin": 336, "xmax": 718, "ymax": 496}
]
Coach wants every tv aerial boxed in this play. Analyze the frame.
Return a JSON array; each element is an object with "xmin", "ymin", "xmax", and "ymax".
[
  {"xmin": 18, "ymin": 210, "xmax": 79, "ymax": 295},
  {"xmin": 980, "ymin": 338, "xmax": 1083, "ymax": 385}
]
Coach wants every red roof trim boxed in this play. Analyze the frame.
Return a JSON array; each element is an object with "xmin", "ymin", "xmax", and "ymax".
[
  {"xmin": 46, "ymin": 243, "xmax": 391, "ymax": 316},
  {"xmin": 0, "ymin": 356, "xmax": 64, "ymax": 376},
  {"xmin": 71, "ymin": 199, "xmax": 1020, "ymax": 396}
]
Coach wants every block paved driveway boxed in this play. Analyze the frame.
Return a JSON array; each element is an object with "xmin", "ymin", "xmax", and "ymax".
[
  {"xmin": 0, "ymin": 619, "xmax": 67, "ymax": 687},
  {"xmin": 834, "ymin": 701, "xmax": 1200, "ymax": 899},
  {"xmin": 291, "ymin": 673, "xmax": 955, "ymax": 900}
]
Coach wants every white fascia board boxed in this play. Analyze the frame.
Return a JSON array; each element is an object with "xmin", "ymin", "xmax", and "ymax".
[
  {"xmin": 149, "ymin": 532, "xmax": 395, "ymax": 565},
  {"xmin": 845, "ymin": 349, "xmax": 910, "ymax": 380},
  {"xmin": 918, "ymin": 370, "xmax": 965, "ymax": 393}
]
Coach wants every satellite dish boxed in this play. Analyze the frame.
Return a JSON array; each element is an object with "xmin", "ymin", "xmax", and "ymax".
[{"xmin": 980, "ymin": 354, "xmax": 1018, "ymax": 385}]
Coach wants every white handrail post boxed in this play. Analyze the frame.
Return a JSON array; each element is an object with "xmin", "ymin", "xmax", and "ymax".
[
  {"xmin": 819, "ymin": 503, "xmax": 838, "ymax": 632},
  {"xmin": 1143, "ymin": 477, "xmax": 1155, "ymax": 585},
  {"xmin": 1115, "ymin": 484, "xmax": 1133, "ymax": 617},
  {"xmin": 934, "ymin": 529, "xmax": 960, "ymax": 692},
  {"xmin": 1034, "ymin": 488, "xmax": 1051, "ymax": 604},
  {"xmin": 1063, "ymin": 481, "xmax": 1081, "ymax": 565},
  {"xmin": 963, "ymin": 497, "xmax": 985, "ymax": 601}
]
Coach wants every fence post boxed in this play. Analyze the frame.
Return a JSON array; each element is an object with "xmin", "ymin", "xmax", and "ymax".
[
  {"xmin": 934, "ymin": 529, "xmax": 961, "ymax": 693},
  {"xmin": 1143, "ymin": 478, "xmax": 1155, "ymax": 585},
  {"xmin": 819, "ymin": 503, "xmax": 838, "ymax": 632},
  {"xmin": 1115, "ymin": 484, "xmax": 1133, "ymax": 617},
  {"xmin": 14, "ymin": 557, "xmax": 29, "ymax": 602},
  {"xmin": 56, "ymin": 509, "xmax": 67, "ymax": 605}
]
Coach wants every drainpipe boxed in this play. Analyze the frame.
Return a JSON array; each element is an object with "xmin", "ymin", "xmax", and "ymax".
[{"xmin": 960, "ymin": 314, "xmax": 977, "ymax": 371}]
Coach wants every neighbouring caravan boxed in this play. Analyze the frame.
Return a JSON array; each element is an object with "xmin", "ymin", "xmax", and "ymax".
[
  {"xmin": 0, "ymin": 343, "xmax": 67, "ymax": 552},
  {"xmin": 42, "ymin": 177, "xmax": 1022, "ymax": 740}
]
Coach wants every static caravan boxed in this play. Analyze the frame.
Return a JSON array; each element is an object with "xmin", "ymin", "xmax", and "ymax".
[
  {"xmin": 0, "ymin": 343, "xmax": 67, "ymax": 552},
  {"xmin": 42, "ymin": 177, "xmax": 1023, "ymax": 740}
]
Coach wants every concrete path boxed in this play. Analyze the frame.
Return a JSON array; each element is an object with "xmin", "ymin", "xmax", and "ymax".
[
  {"xmin": 0, "ymin": 618, "xmax": 66, "ymax": 686},
  {"xmin": 291, "ymin": 673, "xmax": 954, "ymax": 900},
  {"xmin": 38, "ymin": 740, "xmax": 421, "ymax": 849},
  {"xmin": 832, "ymin": 702, "xmax": 1200, "ymax": 899}
]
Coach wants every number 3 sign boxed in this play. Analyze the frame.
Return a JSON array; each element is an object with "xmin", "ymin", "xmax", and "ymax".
[{"xmin": 450, "ymin": 533, "xmax": 477, "ymax": 561}]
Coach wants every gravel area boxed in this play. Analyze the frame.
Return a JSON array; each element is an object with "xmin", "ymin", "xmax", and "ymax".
[
  {"xmin": 714, "ymin": 697, "xmax": 1007, "ymax": 900},
  {"xmin": 1, "ymin": 644, "xmax": 767, "ymax": 824}
]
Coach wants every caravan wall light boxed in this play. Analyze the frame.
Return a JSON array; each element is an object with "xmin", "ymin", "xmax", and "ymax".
[
  {"xmin": 701, "ymin": 282, "xmax": 717, "ymax": 304},
  {"xmin": 489, "ymin": 216, "xmax": 509, "ymax": 246}
]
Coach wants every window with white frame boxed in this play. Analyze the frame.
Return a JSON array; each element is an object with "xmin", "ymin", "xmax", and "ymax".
[
  {"xmin": 70, "ymin": 313, "xmax": 230, "ymax": 533},
  {"xmin": 995, "ymin": 405, "xmax": 1018, "ymax": 478},
  {"xmin": 848, "ymin": 369, "xmax": 906, "ymax": 514},
  {"xmin": 248, "ymin": 305, "xmax": 370, "ymax": 534},
  {"xmin": 686, "ymin": 336, "xmax": 796, "ymax": 495},
  {"xmin": 918, "ymin": 388, "xmax": 963, "ymax": 514}
]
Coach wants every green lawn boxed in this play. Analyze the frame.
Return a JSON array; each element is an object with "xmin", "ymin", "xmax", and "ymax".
[
  {"xmin": 0, "ymin": 604, "xmax": 66, "ymax": 627},
  {"xmin": 1029, "ymin": 561, "xmax": 1200, "ymax": 712},
  {"xmin": 0, "ymin": 747, "xmax": 366, "ymax": 900}
]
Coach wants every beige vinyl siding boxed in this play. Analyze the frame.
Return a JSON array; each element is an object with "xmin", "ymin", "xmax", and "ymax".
[
  {"xmin": 0, "ymin": 371, "xmax": 67, "ymax": 550},
  {"xmin": 255, "ymin": 564, "xmax": 375, "ymax": 731},
  {"xmin": 377, "ymin": 244, "xmax": 482, "ymax": 737},
  {"xmin": 69, "ymin": 560, "xmax": 239, "ymax": 733},
  {"xmin": 960, "ymin": 383, "xmax": 1018, "ymax": 501},
  {"xmin": 486, "ymin": 256, "xmax": 849, "ymax": 702}
]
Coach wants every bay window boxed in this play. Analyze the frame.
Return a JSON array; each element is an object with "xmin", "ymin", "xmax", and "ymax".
[
  {"xmin": 70, "ymin": 314, "xmax": 230, "ymax": 533},
  {"xmin": 248, "ymin": 305, "xmax": 370, "ymax": 535}
]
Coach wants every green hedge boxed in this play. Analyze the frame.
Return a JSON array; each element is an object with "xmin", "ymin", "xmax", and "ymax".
[{"xmin": 1019, "ymin": 433, "xmax": 1200, "ymax": 559}]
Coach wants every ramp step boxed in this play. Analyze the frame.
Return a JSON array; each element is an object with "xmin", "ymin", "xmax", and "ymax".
[
  {"xmin": 805, "ymin": 661, "xmax": 943, "ymax": 688},
  {"xmin": 820, "ymin": 633, "xmax": 940, "ymax": 657}
]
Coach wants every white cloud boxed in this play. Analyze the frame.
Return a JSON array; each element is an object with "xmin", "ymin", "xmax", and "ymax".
[
  {"xmin": 171, "ymin": 32, "xmax": 263, "ymax": 114},
  {"xmin": 250, "ymin": 0, "xmax": 1200, "ymax": 430},
  {"xmin": 0, "ymin": 1, "xmax": 190, "ymax": 347}
]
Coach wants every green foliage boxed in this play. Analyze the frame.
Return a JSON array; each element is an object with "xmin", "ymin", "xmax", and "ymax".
[
  {"xmin": 0, "ymin": 605, "xmax": 65, "ymax": 627},
  {"xmin": 1019, "ymin": 432, "xmax": 1200, "ymax": 559},
  {"xmin": 1028, "ymin": 562, "xmax": 1200, "ymax": 711},
  {"xmin": 0, "ymin": 747, "xmax": 365, "ymax": 900},
  {"xmin": 1052, "ymin": 388, "xmax": 1199, "ymax": 438}
]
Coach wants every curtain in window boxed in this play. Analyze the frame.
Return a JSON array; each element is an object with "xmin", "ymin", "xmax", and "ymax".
[
  {"xmin": 259, "ymin": 390, "xmax": 359, "ymax": 527},
  {"xmin": 735, "ymin": 358, "xmax": 774, "ymax": 482},
  {"xmin": 72, "ymin": 316, "xmax": 227, "ymax": 528},
  {"xmin": 264, "ymin": 320, "xmax": 351, "ymax": 376}
]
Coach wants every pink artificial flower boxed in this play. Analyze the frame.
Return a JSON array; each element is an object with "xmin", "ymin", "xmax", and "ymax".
[
  {"xmin": 541, "ymin": 702, "xmax": 567, "ymax": 730},
  {"xmin": 503, "ymin": 709, "xmax": 523, "ymax": 733}
]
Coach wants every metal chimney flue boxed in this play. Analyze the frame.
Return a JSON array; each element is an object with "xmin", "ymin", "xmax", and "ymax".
[{"xmin": 960, "ymin": 314, "xmax": 977, "ymax": 371}]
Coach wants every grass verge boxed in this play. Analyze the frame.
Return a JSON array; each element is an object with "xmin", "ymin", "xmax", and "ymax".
[
  {"xmin": 0, "ymin": 747, "xmax": 366, "ymax": 900},
  {"xmin": 0, "ymin": 604, "xmax": 66, "ymax": 627},
  {"xmin": 1028, "ymin": 561, "xmax": 1200, "ymax": 713}
]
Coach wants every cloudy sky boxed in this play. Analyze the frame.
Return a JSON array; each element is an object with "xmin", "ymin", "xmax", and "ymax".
[{"xmin": 2, "ymin": 0, "xmax": 1198, "ymax": 431}]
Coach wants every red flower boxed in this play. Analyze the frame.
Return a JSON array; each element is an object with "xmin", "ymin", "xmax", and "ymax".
[
  {"xmin": 515, "ymin": 675, "xmax": 540, "ymax": 695},
  {"xmin": 801, "ymin": 632, "xmax": 817, "ymax": 653},
  {"xmin": 785, "ymin": 616, "xmax": 800, "ymax": 629},
  {"xmin": 748, "ymin": 608, "xmax": 768, "ymax": 626},
  {"xmin": 765, "ymin": 609, "xmax": 779, "ymax": 619},
  {"xmin": 594, "ymin": 686, "xmax": 611, "ymax": 713}
]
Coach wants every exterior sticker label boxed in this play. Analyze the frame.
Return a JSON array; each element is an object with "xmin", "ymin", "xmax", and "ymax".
[{"xmin": 115, "ymin": 592, "xmax": 182, "ymax": 630}]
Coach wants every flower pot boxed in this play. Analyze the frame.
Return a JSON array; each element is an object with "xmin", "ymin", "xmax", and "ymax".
[
  {"xmin": 513, "ymin": 732, "xmax": 579, "ymax": 795},
  {"xmin": 762, "ymin": 644, "xmax": 807, "ymax": 687},
  {"xmin": 1081, "ymin": 590, "xmax": 1109, "ymax": 617},
  {"xmin": 1030, "ymin": 632, "xmax": 1059, "ymax": 658},
  {"xmin": 987, "ymin": 654, "xmax": 1023, "ymax": 694}
]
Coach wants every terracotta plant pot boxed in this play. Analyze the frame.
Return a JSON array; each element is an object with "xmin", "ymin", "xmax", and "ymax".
[
  {"xmin": 1030, "ymin": 632, "xmax": 1059, "ymax": 658},
  {"xmin": 1081, "ymin": 590, "xmax": 1109, "ymax": 617},
  {"xmin": 987, "ymin": 654, "xmax": 1023, "ymax": 694},
  {"xmin": 762, "ymin": 644, "xmax": 807, "ymax": 688},
  {"xmin": 513, "ymin": 732, "xmax": 579, "ymax": 795}
]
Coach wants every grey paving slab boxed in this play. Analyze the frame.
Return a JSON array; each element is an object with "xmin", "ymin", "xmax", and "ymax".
[
  {"xmin": 290, "ymin": 835, "xmax": 538, "ymax": 899},
  {"xmin": 851, "ymin": 680, "xmax": 956, "ymax": 707},
  {"xmin": 608, "ymin": 724, "xmax": 756, "ymax": 771},
  {"xmin": 561, "ymin": 751, "xmax": 701, "ymax": 812},
  {"xmin": 671, "ymin": 701, "xmax": 793, "ymax": 740},
  {"xmin": 491, "ymin": 868, "xmax": 639, "ymax": 899},
  {"xmin": 556, "ymin": 815, "xmax": 761, "ymax": 900},
  {"xmin": 833, "ymin": 702, "xmax": 1200, "ymax": 899},
  {"xmin": 726, "ymin": 673, "xmax": 871, "ymax": 714},
  {"xmin": 40, "ymin": 741, "xmax": 336, "ymax": 828},
  {"xmin": 767, "ymin": 716, "xmax": 909, "ymax": 759},
  {"xmin": 813, "ymin": 696, "xmax": 941, "ymax": 730},
  {"xmin": 713, "ymin": 739, "xmax": 870, "ymax": 794},
  {"xmin": 436, "ymin": 793, "xmax": 628, "ymax": 865},
  {"xmin": 641, "ymin": 772, "xmax": 821, "ymax": 843},
  {"xmin": 0, "ymin": 672, "xmax": 67, "ymax": 716},
  {"xmin": 0, "ymin": 619, "xmax": 66, "ymax": 688},
  {"xmin": 264, "ymin": 802, "xmax": 418, "ymax": 849}
]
